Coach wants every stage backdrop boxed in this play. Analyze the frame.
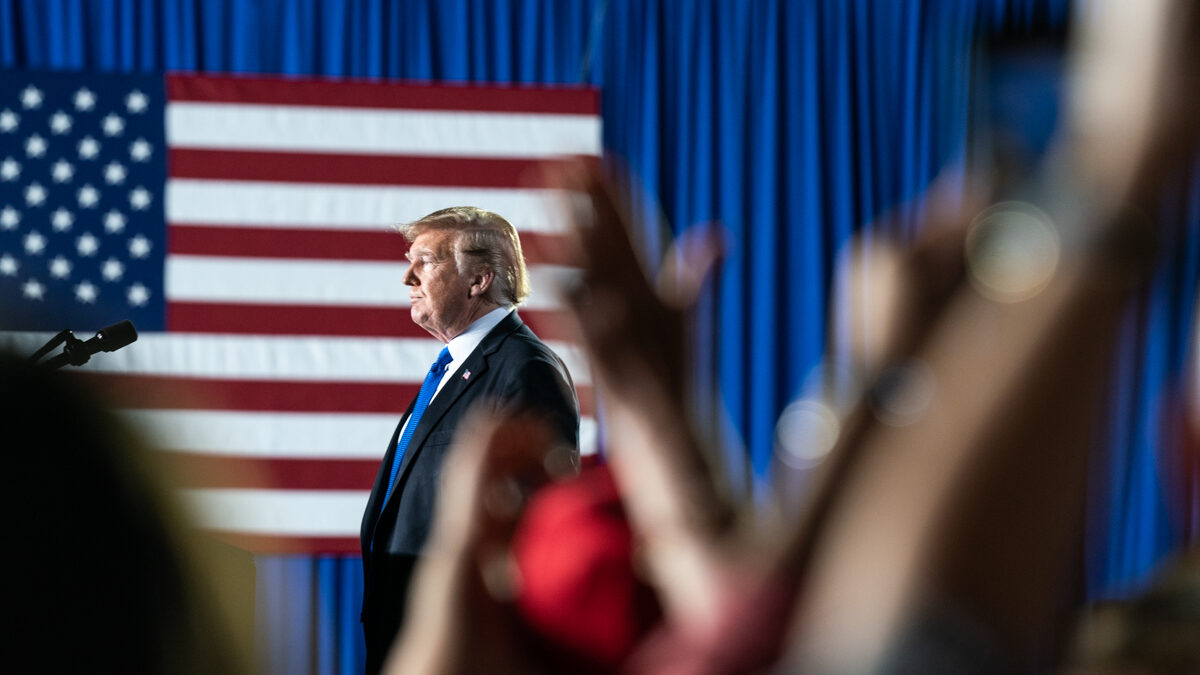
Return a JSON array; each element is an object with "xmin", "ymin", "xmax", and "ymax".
[
  {"xmin": 2, "ymin": 1, "xmax": 1196, "ymax": 674},
  {"xmin": 0, "ymin": 69, "xmax": 600, "ymax": 554}
]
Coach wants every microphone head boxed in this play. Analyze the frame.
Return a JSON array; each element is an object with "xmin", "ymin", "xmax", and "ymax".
[{"xmin": 95, "ymin": 320, "xmax": 138, "ymax": 352}]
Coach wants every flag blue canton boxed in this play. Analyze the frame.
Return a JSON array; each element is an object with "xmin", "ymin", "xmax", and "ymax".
[{"xmin": 0, "ymin": 71, "xmax": 165, "ymax": 332}]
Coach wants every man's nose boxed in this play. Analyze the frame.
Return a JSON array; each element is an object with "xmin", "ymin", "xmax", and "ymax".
[{"xmin": 403, "ymin": 265, "xmax": 417, "ymax": 286}]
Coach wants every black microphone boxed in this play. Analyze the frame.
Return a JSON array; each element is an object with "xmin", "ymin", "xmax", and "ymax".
[
  {"xmin": 37, "ymin": 320, "xmax": 139, "ymax": 369},
  {"xmin": 85, "ymin": 320, "xmax": 139, "ymax": 354}
]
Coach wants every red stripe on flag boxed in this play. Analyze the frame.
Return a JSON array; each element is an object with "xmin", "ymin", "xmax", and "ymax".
[
  {"xmin": 163, "ymin": 453, "xmax": 379, "ymax": 490},
  {"xmin": 167, "ymin": 302, "xmax": 411, "ymax": 337},
  {"xmin": 206, "ymin": 531, "xmax": 361, "ymax": 555},
  {"xmin": 166, "ymin": 73, "xmax": 599, "ymax": 115},
  {"xmin": 167, "ymin": 224, "xmax": 577, "ymax": 265},
  {"xmin": 80, "ymin": 373, "xmax": 417, "ymax": 412},
  {"xmin": 168, "ymin": 225, "xmax": 409, "ymax": 261},
  {"xmin": 79, "ymin": 373, "xmax": 595, "ymax": 414},
  {"xmin": 169, "ymin": 148, "xmax": 560, "ymax": 187}
]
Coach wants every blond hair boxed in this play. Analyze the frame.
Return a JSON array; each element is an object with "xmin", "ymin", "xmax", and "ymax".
[{"xmin": 398, "ymin": 206, "xmax": 530, "ymax": 305}]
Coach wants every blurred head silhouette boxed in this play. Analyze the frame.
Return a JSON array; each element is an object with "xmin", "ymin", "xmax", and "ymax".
[{"xmin": 2, "ymin": 350, "xmax": 248, "ymax": 674}]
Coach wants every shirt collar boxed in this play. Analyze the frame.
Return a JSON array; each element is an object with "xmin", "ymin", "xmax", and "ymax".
[{"xmin": 445, "ymin": 306, "xmax": 512, "ymax": 366}]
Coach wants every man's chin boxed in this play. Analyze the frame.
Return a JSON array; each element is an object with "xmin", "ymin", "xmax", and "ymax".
[{"xmin": 410, "ymin": 314, "xmax": 440, "ymax": 338}]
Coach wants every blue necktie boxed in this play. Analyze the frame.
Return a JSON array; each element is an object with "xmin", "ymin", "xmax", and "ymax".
[{"xmin": 383, "ymin": 346, "xmax": 453, "ymax": 505}]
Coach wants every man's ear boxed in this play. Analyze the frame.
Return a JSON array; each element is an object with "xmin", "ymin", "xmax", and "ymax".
[{"xmin": 470, "ymin": 269, "xmax": 495, "ymax": 298}]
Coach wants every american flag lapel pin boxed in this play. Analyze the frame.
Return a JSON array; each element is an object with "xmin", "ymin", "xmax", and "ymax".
[{"xmin": 462, "ymin": 369, "xmax": 471, "ymax": 380}]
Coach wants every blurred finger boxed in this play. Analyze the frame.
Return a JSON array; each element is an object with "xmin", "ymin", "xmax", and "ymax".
[
  {"xmin": 428, "ymin": 410, "xmax": 504, "ymax": 551},
  {"xmin": 656, "ymin": 221, "xmax": 728, "ymax": 309}
]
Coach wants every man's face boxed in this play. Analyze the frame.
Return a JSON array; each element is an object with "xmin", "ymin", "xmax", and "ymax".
[{"xmin": 403, "ymin": 229, "xmax": 474, "ymax": 342}]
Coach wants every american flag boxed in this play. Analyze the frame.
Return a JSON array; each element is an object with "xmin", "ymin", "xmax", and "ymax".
[{"xmin": 0, "ymin": 70, "xmax": 598, "ymax": 554}]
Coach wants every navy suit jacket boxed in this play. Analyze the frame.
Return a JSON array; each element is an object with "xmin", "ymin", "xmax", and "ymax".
[{"xmin": 359, "ymin": 311, "xmax": 579, "ymax": 674}]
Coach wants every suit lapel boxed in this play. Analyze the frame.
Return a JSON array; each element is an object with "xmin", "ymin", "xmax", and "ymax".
[
  {"xmin": 390, "ymin": 312, "xmax": 524, "ymax": 489},
  {"xmin": 363, "ymin": 400, "xmax": 415, "ymax": 549}
]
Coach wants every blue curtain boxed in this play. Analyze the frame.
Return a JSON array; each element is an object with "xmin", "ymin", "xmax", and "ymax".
[
  {"xmin": 5, "ymin": 1, "xmax": 1196, "ymax": 673},
  {"xmin": 1086, "ymin": 167, "xmax": 1200, "ymax": 599}
]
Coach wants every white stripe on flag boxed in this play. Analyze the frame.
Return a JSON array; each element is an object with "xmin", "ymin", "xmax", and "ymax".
[
  {"xmin": 165, "ymin": 256, "xmax": 578, "ymax": 311},
  {"xmin": 181, "ymin": 488, "xmax": 369, "ymax": 536},
  {"xmin": 166, "ymin": 180, "xmax": 568, "ymax": 232},
  {"xmin": 166, "ymin": 103, "xmax": 602, "ymax": 158},
  {"xmin": 125, "ymin": 409, "xmax": 600, "ymax": 456},
  {"xmin": 0, "ymin": 332, "xmax": 589, "ymax": 383},
  {"xmin": 165, "ymin": 255, "xmax": 404, "ymax": 306},
  {"xmin": 11, "ymin": 333, "xmax": 441, "ymax": 379},
  {"xmin": 122, "ymin": 410, "xmax": 399, "ymax": 457}
]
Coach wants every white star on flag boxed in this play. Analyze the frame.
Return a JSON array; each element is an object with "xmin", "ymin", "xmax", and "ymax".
[
  {"xmin": 50, "ymin": 111, "xmax": 72, "ymax": 134},
  {"xmin": 49, "ymin": 255, "xmax": 72, "ymax": 279},
  {"xmin": 0, "ymin": 206, "xmax": 18, "ymax": 229},
  {"xmin": 126, "ymin": 90, "xmax": 148, "ymax": 113},
  {"xmin": 22, "ymin": 278, "xmax": 45, "ymax": 300},
  {"xmin": 20, "ymin": 85, "xmax": 43, "ymax": 110},
  {"xmin": 74, "ymin": 88, "xmax": 96, "ymax": 111},
  {"xmin": 129, "ymin": 234, "xmax": 152, "ymax": 258},
  {"xmin": 129, "ymin": 186, "xmax": 151, "ymax": 210},
  {"xmin": 0, "ymin": 157, "xmax": 19, "ymax": 181},
  {"xmin": 75, "ymin": 280, "xmax": 98, "ymax": 303},
  {"xmin": 25, "ymin": 134, "xmax": 47, "ymax": 158},
  {"xmin": 101, "ymin": 257, "xmax": 124, "ymax": 281},
  {"xmin": 0, "ymin": 254, "xmax": 17, "ymax": 276},
  {"xmin": 0, "ymin": 109, "xmax": 18, "ymax": 132},
  {"xmin": 78, "ymin": 184, "xmax": 100, "ymax": 208},
  {"xmin": 51, "ymin": 159, "xmax": 74, "ymax": 182},
  {"xmin": 130, "ymin": 138, "xmax": 152, "ymax": 161},
  {"xmin": 24, "ymin": 230, "xmax": 46, "ymax": 254},
  {"xmin": 76, "ymin": 232, "xmax": 99, "ymax": 256},
  {"xmin": 102, "ymin": 113, "xmax": 124, "ymax": 137},
  {"xmin": 24, "ymin": 182, "xmax": 46, "ymax": 206},
  {"xmin": 51, "ymin": 208, "xmax": 73, "ymax": 231},
  {"xmin": 104, "ymin": 161, "xmax": 127, "ymax": 185},
  {"xmin": 78, "ymin": 136, "xmax": 100, "ymax": 159},
  {"xmin": 103, "ymin": 210, "xmax": 126, "ymax": 233},
  {"xmin": 126, "ymin": 282, "xmax": 149, "ymax": 306}
]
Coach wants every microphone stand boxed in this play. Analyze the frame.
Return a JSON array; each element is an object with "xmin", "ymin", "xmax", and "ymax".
[
  {"xmin": 27, "ymin": 329, "xmax": 93, "ymax": 369},
  {"xmin": 28, "ymin": 320, "xmax": 138, "ymax": 370}
]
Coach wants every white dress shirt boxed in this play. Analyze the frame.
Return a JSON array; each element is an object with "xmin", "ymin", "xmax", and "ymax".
[
  {"xmin": 434, "ymin": 305, "xmax": 513, "ymax": 399},
  {"xmin": 397, "ymin": 306, "xmax": 513, "ymax": 438}
]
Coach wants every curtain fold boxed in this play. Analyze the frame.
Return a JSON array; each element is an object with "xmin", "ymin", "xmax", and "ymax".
[
  {"xmin": 1087, "ymin": 167, "xmax": 1200, "ymax": 598},
  {"xmin": 4, "ymin": 1, "xmax": 1196, "ymax": 673}
]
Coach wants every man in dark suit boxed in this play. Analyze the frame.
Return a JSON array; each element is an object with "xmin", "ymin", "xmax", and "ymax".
[{"xmin": 360, "ymin": 206, "xmax": 579, "ymax": 674}]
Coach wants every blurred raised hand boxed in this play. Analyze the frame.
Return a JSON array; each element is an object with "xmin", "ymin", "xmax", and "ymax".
[
  {"xmin": 549, "ymin": 160, "xmax": 747, "ymax": 639},
  {"xmin": 384, "ymin": 2, "xmax": 1200, "ymax": 672},
  {"xmin": 384, "ymin": 412, "xmax": 564, "ymax": 675}
]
